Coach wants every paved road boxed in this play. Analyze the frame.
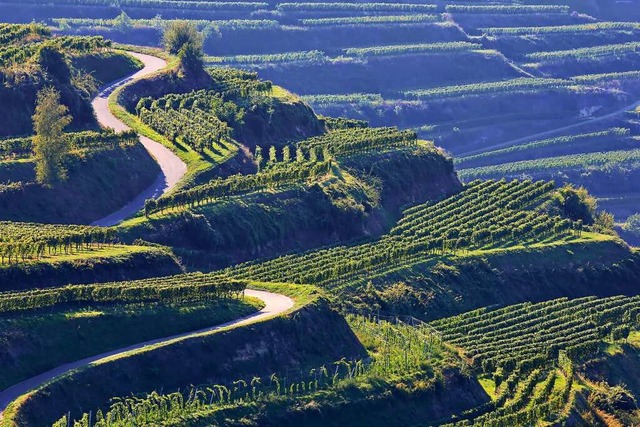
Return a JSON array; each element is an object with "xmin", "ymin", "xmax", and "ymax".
[
  {"xmin": 0, "ymin": 289, "xmax": 294, "ymax": 419},
  {"xmin": 91, "ymin": 52, "xmax": 187, "ymax": 226},
  {"xmin": 458, "ymin": 98, "xmax": 640, "ymax": 159}
]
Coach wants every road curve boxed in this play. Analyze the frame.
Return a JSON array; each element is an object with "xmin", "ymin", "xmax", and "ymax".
[
  {"xmin": 0, "ymin": 289, "xmax": 294, "ymax": 418},
  {"xmin": 91, "ymin": 52, "xmax": 187, "ymax": 226},
  {"xmin": 458, "ymin": 98, "xmax": 640, "ymax": 158}
]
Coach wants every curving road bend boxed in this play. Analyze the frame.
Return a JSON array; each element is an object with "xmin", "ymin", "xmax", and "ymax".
[
  {"xmin": 91, "ymin": 52, "xmax": 187, "ymax": 227},
  {"xmin": 0, "ymin": 289, "xmax": 294, "ymax": 419}
]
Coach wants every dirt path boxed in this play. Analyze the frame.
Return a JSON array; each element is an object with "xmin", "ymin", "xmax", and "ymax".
[
  {"xmin": 0, "ymin": 289, "xmax": 294, "ymax": 419},
  {"xmin": 91, "ymin": 52, "xmax": 187, "ymax": 226}
]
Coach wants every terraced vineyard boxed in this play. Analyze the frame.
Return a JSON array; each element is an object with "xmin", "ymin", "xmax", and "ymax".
[
  {"xmin": 431, "ymin": 295, "xmax": 640, "ymax": 425},
  {"xmin": 0, "ymin": 4, "xmax": 639, "ymax": 427}
]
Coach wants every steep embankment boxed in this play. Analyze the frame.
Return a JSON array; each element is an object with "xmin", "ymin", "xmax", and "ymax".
[
  {"xmin": 0, "ymin": 141, "xmax": 160, "ymax": 224},
  {"xmin": 121, "ymin": 145, "xmax": 461, "ymax": 269},
  {"xmin": 3, "ymin": 286, "xmax": 366, "ymax": 427},
  {"xmin": 91, "ymin": 52, "xmax": 187, "ymax": 226}
]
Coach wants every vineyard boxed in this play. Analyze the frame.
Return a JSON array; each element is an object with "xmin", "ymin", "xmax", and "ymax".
[
  {"xmin": 430, "ymin": 295, "xmax": 640, "ymax": 425},
  {"xmin": 55, "ymin": 312, "xmax": 449, "ymax": 427},
  {"xmin": 226, "ymin": 179, "xmax": 578, "ymax": 290},
  {"xmin": 0, "ymin": 273, "xmax": 248, "ymax": 313},
  {"xmin": 460, "ymin": 149, "xmax": 640, "ymax": 181},
  {"xmin": 0, "ymin": 222, "xmax": 118, "ymax": 264}
]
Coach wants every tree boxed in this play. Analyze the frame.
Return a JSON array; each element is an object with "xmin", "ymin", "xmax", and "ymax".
[
  {"xmin": 114, "ymin": 12, "xmax": 133, "ymax": 33},
  {"xmin": 623, "ymin": 213, "xmax": 640, "ymax": 237},
  {"xmin": 551, "ymin": 184, "xmax": 597, "ymax": 224},
  {"xmin": 162, "ymin": 21, "xmax": 204, "ymax": 73},
  {"xmin": 32, "ymin": 88, "xmax": 72, "ymax": 187}
]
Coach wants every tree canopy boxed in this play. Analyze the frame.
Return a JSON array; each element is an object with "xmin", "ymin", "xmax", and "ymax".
[{"xmin": 32, "ymin": 87, "xmax": 72, "ymax": 187}]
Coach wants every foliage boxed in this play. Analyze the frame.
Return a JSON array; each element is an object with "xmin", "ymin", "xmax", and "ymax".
[
  {"xmin": 0, "ymin": 273, "xmax": 248, "ymax": 314},
  {"xmin": 225, "ymin": 180, "xmax": 577, "ymax": 290},
  {"xmin": 162, "ymin": 21, "xmax": 204, "ymax": 73},
  {"xmin": 622, "ymin": 213, "xmax": 640, "ymax": 237},
  {"xmin": 32, "ymin": 88, "xmax": 72, "ymax": 187},
  {"xmin": 432, "ymin": 295, "xmax": 640, "ymax": 425}
]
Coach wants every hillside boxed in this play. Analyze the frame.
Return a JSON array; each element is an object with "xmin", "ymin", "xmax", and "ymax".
[{"xmin": 0, "ymin": 6, "xmax": 640, "ymax": 427}]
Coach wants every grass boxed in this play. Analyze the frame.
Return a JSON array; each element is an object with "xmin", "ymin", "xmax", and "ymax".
[
  {"xmin": 0, "ymin": 297, "xmax": 264, "ymax": 391},
  {"xmin": 478, "ymin": 375, "xmax": 498, "ymax": 400}
]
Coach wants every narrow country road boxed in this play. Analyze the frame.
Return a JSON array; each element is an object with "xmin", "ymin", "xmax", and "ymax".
[
  {"xmin": 0, "ymin": 290, "xmax": 294, "ymax": 419},
  {"xmin": 91, "ymin": 52, "xmax": 187, "ymax": 226},
  {"xmin": 458, "ymin": 98, "xmax": 640, "ymax": 159}
]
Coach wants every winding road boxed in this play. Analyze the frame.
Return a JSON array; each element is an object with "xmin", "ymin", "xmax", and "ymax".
[
  {"xmin": 0, "ymin": 289, "xmax": 294, "ymax": 419},
  {"xmin": 91, "ymin": 52, "xmax": 187, "ymax": 227}
]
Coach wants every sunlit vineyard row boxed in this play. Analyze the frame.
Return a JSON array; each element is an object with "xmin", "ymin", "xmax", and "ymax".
[{"xmin": 0, "ymin": 273, "xmax": 249, "ymax": 313}]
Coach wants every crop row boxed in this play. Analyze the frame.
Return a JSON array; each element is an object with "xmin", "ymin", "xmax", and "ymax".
[{"xmin": 224, "ymin": 180, "xmax": 572, "ymax": 289}]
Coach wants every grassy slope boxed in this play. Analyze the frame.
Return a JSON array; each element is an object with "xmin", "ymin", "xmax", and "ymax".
[
  {"xmin": 0, "ymin": 297, "xmax": 264, "ymax": 391},
  {"xmin": 71, "ymin": 49, "xmax": 143, "ymax": 87}
]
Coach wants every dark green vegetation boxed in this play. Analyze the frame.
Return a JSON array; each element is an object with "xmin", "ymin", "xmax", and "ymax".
[
  {"xmin": 0, "ymin": 131, "xmax": 159, "ymax": 224},
  {"xmin": 0, "ymin": 296, "xmax": 263, "ymax": 391},
  {"xmin": 0, "ymin": 23, "xmax": 142, "ymax": 136},
  {"xmin": 0, "ymin": 23, "xmax": 160, "ymax": 225},
  {"xmin": 0, "ymin": 3, "xmax": 640, "ymax": 427}
]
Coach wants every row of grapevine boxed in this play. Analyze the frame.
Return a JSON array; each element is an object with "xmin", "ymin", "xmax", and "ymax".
[
  {"xmin": 526, "ymin": 42, "xmax": 640, "ymax": 61},
  {"xmin": 445, "ymin": 5, "xmax": 570, "ymax": 14},
  {"xmin": 0, "ymin": 273, "xmax": 248, "ymax": 313},
  {"xmin": 455, "ymin": 128, "xmax": 632, "ymax": 169},
  {"xmin": 146, "ymin": 160, "xmax": 332, "ymax": 215},
  {"xmin": 403, "ymin": 78, "xmax": 572, "ymax": 100},
  {"xmin": 299, "ymin": 126, "xmax": 418, "ymax": 157},
  {"xmin": 277, "ymin": 3, "xmax": 437, "ymax": 12},
  {"xmin": 300, "ymin": 14, "xmax": 441, "ymax": 26},
  {"xmin": 481, "ymin": 22, "xmax": 640, "ymax": 36},
  {"xmin": 0, "ymin": 130, "xmax": 138, "ymax": 159},
  {"xmin": 459, "ymin": 148, "xmax": 640, "ymax": 181},
  {"xmin": 0, "ymin": 222, "xmax": 119, "ymax": 264},
  {"xmin": 343, "ymin": 41, "xmax": 481, "ymax": 57}
]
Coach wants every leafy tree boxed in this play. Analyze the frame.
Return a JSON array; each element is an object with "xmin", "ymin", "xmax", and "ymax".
[
  {"xmin": 623, "ymin": 213, "xmax": 640, "ymax": 237},
  {"xmin": 32, "ymin": 87, "xmax": 72, "ymax": 187},
  {"xmin": 551, "ymin": 184, "xmax": 597, "ymax": 224},
  {"xmin": 162, "ymin": 21, "xmax": 204, "ymax": 73},
  {"xmin": 114, "ymin": 12, "xmax": 133, "ymax": 33}
]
